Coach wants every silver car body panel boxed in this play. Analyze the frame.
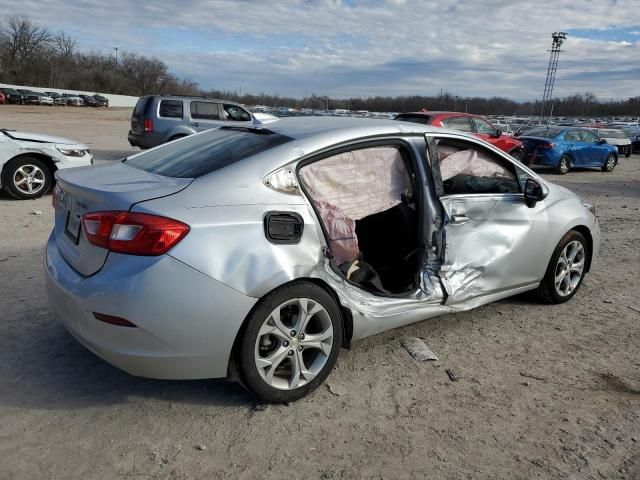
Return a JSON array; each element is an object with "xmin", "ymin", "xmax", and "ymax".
[
  {"xmin": 47, "ymin": 117, "xmax": 601, "ymax": 379},
  {"xmin": 0, "ymin": 130, "xmax": 92, "ymax": 189}
]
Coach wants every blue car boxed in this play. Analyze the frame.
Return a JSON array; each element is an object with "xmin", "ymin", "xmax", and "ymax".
[{"xmin": 520, "ymin": 127, "xmax": 618, "ymax": 174}]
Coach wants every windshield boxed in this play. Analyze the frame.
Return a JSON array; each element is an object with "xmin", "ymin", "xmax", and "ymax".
[
  {"xmin": 522, "ymin": 127, "xmax": 562, "ymax": 138},
  {"xmin": 125, "ymin": 127, "xmax": 292, "ymax": 178}
]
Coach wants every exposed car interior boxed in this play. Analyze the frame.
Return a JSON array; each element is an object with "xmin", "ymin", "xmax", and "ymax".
[
  {"xmin": 299, "ymin": 146, "xmax": 420, "ymax": 295},
  {"xmin": 435, "ymin": 139, "xmax": 520, "ymax": 195}
]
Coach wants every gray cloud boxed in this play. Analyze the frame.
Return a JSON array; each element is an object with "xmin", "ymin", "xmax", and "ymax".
[{"xmin": 2, "ymin": 0, "xmax": 639, "ymax": 99}]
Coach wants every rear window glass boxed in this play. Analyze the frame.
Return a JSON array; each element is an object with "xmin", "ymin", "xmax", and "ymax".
[
  {"xmin": 159, "ymin": 100, "xmax": 183, "ymax": 118},
  {"xmin": 394, "ymin": 114, "xmax": 432, "ymax": 124},
  {"xmin": 124, "ymin": 128, "xmax": 292, "ymax": 178},
  {"xmin": 133, "ymin": 96, "xmax": 151, "ymax": 117},
  {"xmin": 523, "ymin": 127, "xmax": 561, "ymax": 138},
  {"xmin": 191, "ymin": 101, "xmax": 220, "ymax": 120}
]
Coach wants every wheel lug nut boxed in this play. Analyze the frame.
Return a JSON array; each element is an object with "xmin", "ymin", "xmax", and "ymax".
[
  {"xmin": 298, "ymin": 346, "xmax": 303, "ymax": 351},
  {"xmin": 299, "ymin": 333, "xmax": 305, "ymax": 340},
  {"xmin": 290, "ymin": 330, "xmax": 296, "ymax": 337},
  {"xmin": 267, "ymin": 319, "xmax": 275, "ymax": 326},
  {"xmin": 288, "ymin": 350, "xmax": 294, "ymax": 356},
  {"xmin": 283, "ymin": 341, "xmax": 289, "ymax": 347}
]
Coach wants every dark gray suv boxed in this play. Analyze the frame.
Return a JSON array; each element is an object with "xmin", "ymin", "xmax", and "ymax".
[{"xmin": 128, "ymin": 95, "xmax": 253, "ymax": 149}]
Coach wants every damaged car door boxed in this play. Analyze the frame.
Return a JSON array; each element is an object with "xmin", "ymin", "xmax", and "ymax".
[{"xmin": 426, "ymin": 133, "xmax": 550, "ymax": 304}]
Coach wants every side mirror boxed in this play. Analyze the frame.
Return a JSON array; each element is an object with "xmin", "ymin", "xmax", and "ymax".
[
  {"xmin": 597, "ymin": 138, "xmax": 607, "ymax": 145},
  {"xmin": 524, "ymin": 178, "xmax": 543, "ymax": 208},
  {"xmin": 494, "ymin": 129, "xmax": 502, "ymax": 137}
]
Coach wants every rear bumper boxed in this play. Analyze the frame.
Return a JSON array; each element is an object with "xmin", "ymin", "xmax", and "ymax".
[
  {"xmin": 44, "ymin": 232, "xmax": 257, "ymax": 380},
  {"xmin": 127, "ymin": 131, "xmax": 159, "ymax": 149},
  {"xmin": 529, "ymin": 149, "xmax": 561, "ymax": 168}
]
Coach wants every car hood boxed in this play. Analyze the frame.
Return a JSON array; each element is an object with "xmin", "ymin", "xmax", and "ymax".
[{"xmin": 8, "ymin": 130, "xmax": 83, "ymax": 145}]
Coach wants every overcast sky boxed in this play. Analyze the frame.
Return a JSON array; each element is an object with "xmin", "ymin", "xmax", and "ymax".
[{"xmin": 3, "ymin": 0, "xmax": 639, "ymax": 100}]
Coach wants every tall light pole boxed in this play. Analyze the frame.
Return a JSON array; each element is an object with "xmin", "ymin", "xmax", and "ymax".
[
  {"xmin": 113, "ymin": 47, "xmax": 118, "ymax": 64},
  {"xmin": 540, "ymin": 32, "xmax": 567, "ymax": 123}
]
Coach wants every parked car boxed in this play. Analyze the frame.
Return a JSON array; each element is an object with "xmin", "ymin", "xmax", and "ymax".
[
  {"xmin": 394, "ymin": 111, "xmax": 527, "ymax": 161},
  {"xmin": 93, "ymin": 94, "xmax": 109, "ymax": 107},
  {"xmin": 62, "ymin": 93, "xmax": 84, "ymax": 106},
  {"xmin": 79, "ymin": 95, "xmax": 99, "ymax": 107},
  {"xmin": 22, "ymin": 91, "xmax": 41, "ymax": 105},
  {"xmin": 519, "ymin": 127, "xmax": 618, "ymax": 174},
  {"xmin": 47, "ymin": 117, "xmax": 600, "ymax": 402},
  {"xmin": 622, "ymin": 126, "xmax": 640, "ymax": 153},
  {"xmin": 596, "ymin": 128, "xmax": 632, "ymax": 158},
  {"xmin": 0, "ymin": 88, "xmax": 24, "ymax": 104},
  {"xmin": 45, "ymin": 92, "xmax": 66, "ymax": 106},
  {"xmin": 0, "ymin": 129, "xmax": 92, "ymax": 199},
  {"xmin": 36, "ymin": 92, "xmax": 54, "ymax": 106},
  {"xmin": 127, "ymin": 95, "xmax": 254, "ymax": 149}
]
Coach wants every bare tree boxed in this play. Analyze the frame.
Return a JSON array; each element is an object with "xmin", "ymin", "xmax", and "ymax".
[{"xmin": 0, "ymin": 15, "xmax": 51, "ymax": 82}]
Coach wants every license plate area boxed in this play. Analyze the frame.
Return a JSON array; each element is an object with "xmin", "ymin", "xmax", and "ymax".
[{"xmin": 65, "ymin": 210, "xmax": 81, "ymax": 244}]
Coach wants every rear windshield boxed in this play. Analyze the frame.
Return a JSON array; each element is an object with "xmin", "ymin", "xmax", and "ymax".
[
  {"xmin": 124, "ymin": 127, "xmax": 292, "ymax": 178},
  {"xmin": 523, "ymin": 127, "xmax": 562, "ymax": 138},
  {"xmin": 394, "ymin": 114, "xmax": 432, "ymax": 124},
  {"xmin": 133, "ymin": 96, "xmax": 151, "ymax": 117}
]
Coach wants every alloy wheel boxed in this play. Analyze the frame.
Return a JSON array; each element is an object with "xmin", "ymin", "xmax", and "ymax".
[
  {"xmin": 605, "ymin": 155, "xmax": 616, "ymax": 172},
  {"xmin": 554, "ymin": 240, "xmax": 585, "ymax": 297},
  {"xmin": 254, "ymin": 298, "xmax": 334, "ymax": 390},
  {"xmin": 13, "ymin": 164, "xmax": 45, "ymax": 195}
]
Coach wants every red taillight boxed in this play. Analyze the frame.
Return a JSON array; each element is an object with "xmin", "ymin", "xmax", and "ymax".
[
  {"xmin": 81, "ymin": 211, "xmax": 189, "ymax": 255},
  {"xmin": 539, "ymin": 142, "xmax": 555, "ymax": 149},
  {"xmin": 144, "ymin": 118, "xmax": 153, "ymax": 132}
]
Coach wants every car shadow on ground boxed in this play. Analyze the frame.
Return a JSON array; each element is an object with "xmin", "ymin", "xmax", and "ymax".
[{"xmin": 0, "ymin": 308, "xmax": 255, "ymax": 411}]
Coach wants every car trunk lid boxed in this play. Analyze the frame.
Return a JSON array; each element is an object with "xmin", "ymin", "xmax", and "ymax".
[{"xmin": 53, "ymin": 161, "xmax": 192, "ymax": 276}]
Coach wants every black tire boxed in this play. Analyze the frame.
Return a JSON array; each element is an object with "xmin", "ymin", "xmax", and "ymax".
[
  {"xmin": 1, "ymin": 156, "xmax": 53, "ymax": 200},
  {"xmin": 557, "ymin": 155, "xmax": 570, "ymax": 175},
  {"xmin": 538, "ymin": 230, "xmax": 588, "ymax": 304},
  {"xmin": 235, "ymin": 281, "xmax": 343, "ymax": 403},
  {"xmin": 510, "ymin": 150, "xmax": 524, "ymax": 163},
  {"xmin": 602, "ymin": 153, "xmax": 616, "ymax": 172},
  {"xmin": 168, "ymin": 134, "xmax": 187, "ymax": 143},
  {"xmin": 624, "ymin": 146, "xmax": 631, "ymax": 158}
]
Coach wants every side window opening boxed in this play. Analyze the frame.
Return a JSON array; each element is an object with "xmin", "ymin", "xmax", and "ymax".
[
  {"xmin": 223, "ymin": 104, "xmax": 252, "ymax": 121},
  {"xmin": 299, "ymin": 146, "xmax": 419, "ymax": 295},
  {"xmin": 435, "ymin": 139, "xmax": 520, "ymax": 195},
  {"xmin": 158, "ymin": 100, "xmax": 184, "ymax": 119},
  {"xmin": 441, "ymin": 116, "xmax": 473, "ymax": 132},
  {"xmin": 191, "ymin": 101, "xmax": 220, "ymax": 120}
]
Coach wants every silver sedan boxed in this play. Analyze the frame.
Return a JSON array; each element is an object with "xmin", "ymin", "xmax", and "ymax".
[{"xmin": 45, "ymin": 117, "xmax": 600, "ymax": 402}]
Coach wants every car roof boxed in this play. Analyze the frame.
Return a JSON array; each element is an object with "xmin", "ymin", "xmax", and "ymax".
[{"xmin": 263, "ymin": 116, "xmax": 441, "ymax": 141}]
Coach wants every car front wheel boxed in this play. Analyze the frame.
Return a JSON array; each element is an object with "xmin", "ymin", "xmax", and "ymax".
[
  {"xmin": 538, "ymin": 230, "xmax": 588, "ymax": 304},
  {"xmin": 602, "ymin": 153, "xmax": 616, "ymax": 172},
  {"xmin": 236, "ymin": 281, "xmax": 343, "ymax": 403},
  {"xmin": 2, "ymin": 157, "xmax": 53, "ymax": 200},
  {"xmin": 510, "ymin": 150, "xmax": 524, "ymax": 162}
]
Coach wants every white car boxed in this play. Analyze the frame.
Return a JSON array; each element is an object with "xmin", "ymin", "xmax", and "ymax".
[
  {"xmin": 597, "ymin": 129, "xmax": 632, "ymax": 158},
  {"xmin": 0, "ymin": 129, "xmax": 92, "ymax": 199}
]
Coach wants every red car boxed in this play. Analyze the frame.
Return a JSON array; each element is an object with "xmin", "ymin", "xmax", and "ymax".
[
  {"xmin": 395, "ymin": 111, "xmax": 526, "ymax": 162},
  {"xmin": 0, "ymin": 92, "xmax": 6, "ymax": 105}
]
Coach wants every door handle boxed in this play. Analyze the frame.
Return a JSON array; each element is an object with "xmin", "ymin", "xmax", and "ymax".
[
  {"xmin": 190, "ymin": 122, "xmax": 200, "ymax": 127},
  {"xmin": 450, "ymin": 214, "xmax": 469, "ymax": 225}
]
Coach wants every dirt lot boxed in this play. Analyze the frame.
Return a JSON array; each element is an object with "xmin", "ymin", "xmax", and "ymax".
[{"xmin": 0, "ymin": 106, "xmax": 639, "ymax": 480}]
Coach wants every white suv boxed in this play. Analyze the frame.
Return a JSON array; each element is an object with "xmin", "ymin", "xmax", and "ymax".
[{"xmin": 0, "ymin": 129, "xmax": 92, "ymax": 199}]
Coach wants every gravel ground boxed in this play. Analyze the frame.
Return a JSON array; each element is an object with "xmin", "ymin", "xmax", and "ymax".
[{"xmin": 0, "ymin": 106, "xmax": 639, "ymax": 480}]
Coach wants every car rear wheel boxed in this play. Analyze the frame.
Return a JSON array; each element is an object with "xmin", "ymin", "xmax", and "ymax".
[
  {"xmin": 602, "ymin": 153, "xmax": 616, "ymax": 172},
  {"xmin": 625, "ymin": 146, "xmax": 631, "ymax": 158},
  {"xmin": 538, "ymin": 230, "xmax": 588, "ymax": 304},
  {"xmin": 168, "ymin": 134, "xmax": 188, "ymax": 143},
  {"xmin": 2, "ymin": 157, "xmax": 53, "ymax": 200},
  {"xmin": 236, "ymin": 281, "xmax": 343, "ymax": 403},
  {"xmin": 557, "ymin": 155, "xmax": 571, "ymax": 175}
]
